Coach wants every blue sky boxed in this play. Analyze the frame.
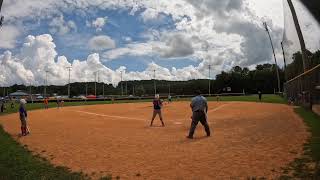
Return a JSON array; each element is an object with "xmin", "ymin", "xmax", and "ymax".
[{"xmin": 2, "ymin": 8, "xmax": 190, "ymax": 71}]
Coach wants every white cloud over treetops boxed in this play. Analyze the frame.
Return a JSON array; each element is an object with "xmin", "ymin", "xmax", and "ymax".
[{"xmin": 0, "ymin": 34, "xmax": 207, "ymax": 86}]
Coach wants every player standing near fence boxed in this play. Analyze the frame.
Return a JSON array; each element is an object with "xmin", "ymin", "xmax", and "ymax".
[
  {"xmin": 150, "ymin": 94, "xmax": 165, "ymax": 127},
  {"xmin": 187, "ymin": 90, "xmax": 211, "ymax": 139}
]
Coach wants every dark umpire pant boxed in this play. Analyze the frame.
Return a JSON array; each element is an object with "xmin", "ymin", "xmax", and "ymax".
[{"xmin": 188, "ymin": 110, "xmax": 211, "ymax": 138}]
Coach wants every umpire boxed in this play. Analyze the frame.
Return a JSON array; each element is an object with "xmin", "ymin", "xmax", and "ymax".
[{"xmin": 187, "ymin": 90, "xmax": 211, "ymax": 139}]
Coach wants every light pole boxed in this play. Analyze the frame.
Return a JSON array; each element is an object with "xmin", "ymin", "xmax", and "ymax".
[
  {"xmin": 286, "ymin": 0, "xmax": 308, "ymax": 71},
  {"xmin": 153, "ymin": 69, "xmax": 156, "ymax": 95},
  {"xmin": 168, "ymin": 83, "xmax": 171, "ymax": 96},
  {"xmin": 94, "ymin": 71, "xmax": 99, "ymax": 96},
  {"xmin": 28, "ymin": 77, "xmax": 33, "ymax": 103},
  {"xmin": 208, "ymin": 65, "xmax": 211, "ymax": 96},
  {"xmin": 85, "ymin": 83, "xmax": 88, "ymax": 97},
  {"xmin": 281, "ymin": 41, "xmax": 287, "ymax": 80},
  {"xmin": 263, "ymin": 22, "xmax": 281, "ymax": 93},
  {"xmin": 126, "ymin": 81, "xmax": 128, "ymax": 96},
  {"xmin": 0, "ymin": 0, "xmax": 4, "ymax": 28},
  {"xmin": 44, "ymin": 70, "xmax": 49, "ymax": 98},
  {"xmin": 102, "ymin": 82, "xmax": 105, "ymax": 100},
  {"xmin": 120, "ymin": 71, "xmax": 123, "ymax": 96},
  {"xmin": 132, "ymin": 85, "xmax": 135, "ymax": 96},
  {"xmin": 66, "ymin": 66, "xmax": 72, "ymax": 98},
  {"xmin": 84, "ymin": 72, "xmax": 88, "ymax": 98},
  {"xmin": 281, "ymin": 41, "xmax": 287, "ymax": 70}
]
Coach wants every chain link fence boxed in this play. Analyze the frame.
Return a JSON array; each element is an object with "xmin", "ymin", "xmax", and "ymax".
[
  {"xmin": 284, "ymin": 64, "xmax": 320, "ymax": 109},
  {"xmin": 282, "ymin": 0, "xmax": 320, "ymax": 114}
]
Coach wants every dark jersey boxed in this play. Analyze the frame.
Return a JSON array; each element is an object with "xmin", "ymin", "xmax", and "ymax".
[
  {"xmin": 153, "ymin": 99, "xmax": 162, "ymax": 110},
  {"xmin": 19, "ymin": 105, "xmax": 27, "ymax": 118}
]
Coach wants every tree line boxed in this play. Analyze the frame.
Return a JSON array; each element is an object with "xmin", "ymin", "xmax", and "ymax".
[
  {"xmin": 1, "ymin": 49, "xmax": 318, "ymax": 97},
  {"xmin": 286, "ymin": 50, "xmax": 320, "ymax": 80},
  {"xmin": 1, "ymin": 63, "xmax": 287, "ymax": 97}
]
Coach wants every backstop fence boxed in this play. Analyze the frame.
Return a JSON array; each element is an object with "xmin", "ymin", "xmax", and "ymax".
[
  {"xmin": 284, "ymin": 64, "xmax": 320, "ymax": 111},
  {"xmin": 282, "ymin": 0, "xmax": 320, "ymax": 114}
]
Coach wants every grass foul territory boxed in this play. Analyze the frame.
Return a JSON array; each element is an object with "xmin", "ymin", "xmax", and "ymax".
[{"xmin": 281, "ymin": 108, "xmax": 320, "ymax": 179}]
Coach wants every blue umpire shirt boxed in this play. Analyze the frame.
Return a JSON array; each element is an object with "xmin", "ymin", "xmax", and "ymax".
[{"xmin": 191, "ymin": 95, "xmax": 208, "ymax": 112}]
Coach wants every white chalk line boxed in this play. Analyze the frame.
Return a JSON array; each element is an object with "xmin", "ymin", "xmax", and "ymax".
[
  {"xmin": 208, "ymin": 103, "xmax": 229, "ymax": 113},
  {"xmin": 74, "ymin": 110, "xmax": 146, "ymax": 121},
  {"xmin": 71, "ymin": 103, "xmax": 230, "ymax": 124}
]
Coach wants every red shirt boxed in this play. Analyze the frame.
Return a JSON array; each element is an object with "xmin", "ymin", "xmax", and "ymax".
[{"xmin": 153, "ymin": 99, "xmax": 162, "ymax": 110}]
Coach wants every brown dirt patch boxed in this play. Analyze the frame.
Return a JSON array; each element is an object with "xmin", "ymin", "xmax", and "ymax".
[{"xmin": 0, "ymin": 101, "xmax": 309, "ymax": 179}]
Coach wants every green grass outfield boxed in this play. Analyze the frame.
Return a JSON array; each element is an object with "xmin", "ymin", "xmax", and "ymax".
[
  {"xmin": 0, "ymin": 94, "xmax": 317, "ymax": 180},
  {"xmin": 206, "ymin": 94, "xmax": 287, "ymax": 104},
  {"xmin": 0, "ymin": 94, "xmax": 287, "ymax": 115}
]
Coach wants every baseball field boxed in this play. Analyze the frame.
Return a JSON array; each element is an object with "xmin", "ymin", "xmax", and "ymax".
[{"xmin": 0, "ymin": 97, "xmax": 312, "ymax": 179}]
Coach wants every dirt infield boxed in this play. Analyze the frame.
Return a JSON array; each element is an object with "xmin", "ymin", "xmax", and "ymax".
[{"xmin": 0, "ymin": 101, "xmax": 309, "ymax": 179}]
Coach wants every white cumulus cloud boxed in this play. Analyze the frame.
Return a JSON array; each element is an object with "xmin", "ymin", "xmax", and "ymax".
[
  {"xmin": 88, "ymin": 35, "xmax": 116, "ymax": 51},
  {"xmin": 0, "ymin": 34, "xmax": 210, "ymax": 87},
  {"xmin": 49, "ymin": 15, "xmax": 77, "ymax": 35},
  {"xmin": 92, "ymin": 17, "xmax": 107, "ymax": 31},
  {"xmin": 0, "ymin": 25, "xmax": 21, "ymax": 49}
]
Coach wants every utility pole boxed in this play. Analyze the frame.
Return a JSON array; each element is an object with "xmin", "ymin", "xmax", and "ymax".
[
  {"xmin": 120, "ymin": 71, "xmax": 123, "ymax": 96},
  {"xmin": 281, "ymin": 41, "xmax": 287, "ymax": 70},
  {"xmin": 208, "ymin": 65, "xmax": 211, "ymax": 96},
  {"xmin": 168, "ymin": 84, "xmax": 171, "ymax": 96},
  {"xmin": 84, "ymin": 72, "xmax": 88, "ymax": 99},
  {"xmin": 0, "ymin": 0, "xmax": 4, "ymax": 29},
  {"xmin": 85, "ymin": 83, "xmax": 88, "ymax": 98},
  {"xmin": 281, "ymin": 41, "xmax": 287, "ymax": 80},
  {"xmin": 44, "ymin": 70, "xmax": 49, "ymax": 98},
  {"xmin": 126, "ymin": 81, "xmax": 128, "ymax": 96},
  {"xmin": 102, "ymin": 82, "xmax": 105, "ymax": 99},
  {"xmin": 97, "ymin": 71, "xmax": 100, "ymax": 97},
  {"xmin": 263, "ymin": 22, "xmax": 281, "ymax": 93},
  {"xmin": 286, "ymin": 0, "xmax": 308, "ymax": 71},
  {"xmin": 28, "ymin": 77, "xmax": 33, "ymax": 103},
  {"xmin": 66, "ymin": 67, "xmax": 72, "ymax": 98},
  {"xmin": 132, "ymin": 85, "xmax": 135, "ymax": 96},
  {"xmin": 153, "ymin": 69, "xmax": 156, "ymax": 95},
  {"xmin": 94, "ymin": 71, "xmax": 99, "ymax": 96}
]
